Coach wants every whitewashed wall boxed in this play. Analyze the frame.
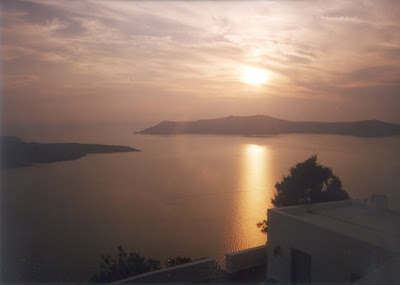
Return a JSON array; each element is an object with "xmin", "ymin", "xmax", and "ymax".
[{"xmin": 266, "ymin": 209, "xmax": 391, "ymax": 284}]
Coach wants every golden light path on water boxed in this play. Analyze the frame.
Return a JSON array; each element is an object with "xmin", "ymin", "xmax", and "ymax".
[
  {"xmin": 224, "ymin": 144, "xmax": 274, "ymax": 256},
  {"xmin": 245, "ymin": 145, "xmax": 268, "ymax": 191}
]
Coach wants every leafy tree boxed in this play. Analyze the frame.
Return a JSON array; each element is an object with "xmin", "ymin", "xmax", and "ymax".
[
  {"xmin": 272, "ymin": 155, "xmax": 349, "ymax": 207},
  {"xmin": 165, "ymin": 256, "xmax": 192, "ymax": 267},
  {"xmin": 258, "ymin": 155, "xmax": 349, "ymax": 232},
  {"xmin": 91, "ymin": 246, "xmax": 160, "ymax": 283}
]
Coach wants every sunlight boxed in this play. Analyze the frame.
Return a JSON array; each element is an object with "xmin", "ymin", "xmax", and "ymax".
[
  {"xmin": 242, "ymin": 66, "xmax": 269, "ymax": 85},
  {"xmin": 226, "ymin": 144, "xmax": 273, "ymax": 251},
  {"xmin": 245, "ymin": 144, "xmax": 267, "ymax": 189},
  {"xmin": 247, "ymin": 144, "xmax": 264, "ymax": 155}
]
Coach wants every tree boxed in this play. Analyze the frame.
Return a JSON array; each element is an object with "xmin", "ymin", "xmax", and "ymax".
[
  {"xmin": 258, "ymin": 155, "xmax": 349, "ymax": 232},
  {"xmin": 272, "ymin": 155, "xmax": 349, "ymax": 207},
  {"xmin": 91, "ymin": 246, "xmax": 160, "ymax": 283}
]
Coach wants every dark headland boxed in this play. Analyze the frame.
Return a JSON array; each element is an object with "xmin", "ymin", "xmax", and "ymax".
[
  {"xmin": 1, "ymin": 136, "xmax": 140, "ymax": 168},
  {"xmin": 136, "ymin": 115, "xmax": 400, "ymax": 137}
]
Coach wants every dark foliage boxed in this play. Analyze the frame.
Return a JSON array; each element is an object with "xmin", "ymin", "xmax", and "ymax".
[
  {"xmin": 256, "ymin": 220, "xmax": 268, "ymax": 233},
  {"xmin": 165, "ymin": 256, "xmax": 192, "ymax": 267},
  {"xmin": 91, "ymin": 246, "xmax": 160, "ymax": 283},
  {"xmin": 272, "ymin": 155, "xmax": 349, "ymax": 207}
]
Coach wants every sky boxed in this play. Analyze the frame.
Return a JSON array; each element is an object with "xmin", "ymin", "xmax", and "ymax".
[{"xmin": 1, "ymin": 0, "xmax": 400, "ymax": 129}]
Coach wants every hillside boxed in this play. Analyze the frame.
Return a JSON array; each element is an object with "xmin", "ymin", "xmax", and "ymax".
[
  {"xmin": 136, "ymin": 115, "xmax": 400, "ymax": 137},
  {"xmin": 1, "ymin": 136, "xmax": 140, "ymax": 168}
]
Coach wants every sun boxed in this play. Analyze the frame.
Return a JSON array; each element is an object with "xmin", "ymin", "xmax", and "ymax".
[{"xmin": 242, "ymin": 66, "xmax": 269, "ymax": 85}]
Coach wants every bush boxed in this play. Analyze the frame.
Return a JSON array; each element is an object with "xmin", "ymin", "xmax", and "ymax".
[
  {"xmin": 91, "ymin": 246, "xmax": 160, "ymax": 283},
  {"xmin": 165, "ymin": 256, "xmax": 192, "ymax": 267}
]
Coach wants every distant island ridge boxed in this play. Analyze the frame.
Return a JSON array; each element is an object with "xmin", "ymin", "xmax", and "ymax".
[
  {"xmin": 136, "ymin": 115, "xmax": 400, "ymax": 137},
  {"xmin": 1, "ymin": 136, "xmax": 139, "ymax": 168}
]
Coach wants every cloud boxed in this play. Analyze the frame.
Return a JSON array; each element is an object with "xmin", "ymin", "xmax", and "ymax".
[
  {"xmin": 3, "ymin": 74, "xmax": 40, "ymax": 89},
  {"xmin": 2, "ymin": 0, "xmax": 400, "ymax": 126}
]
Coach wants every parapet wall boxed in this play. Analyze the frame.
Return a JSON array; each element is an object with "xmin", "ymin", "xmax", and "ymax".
[
  {"xmin": 110, "ymin": 258, "xmax": 216, "ymax": 284},
  {"xmin": 225, "ymin": 245, "xmax": 267, "ymax": 273}
]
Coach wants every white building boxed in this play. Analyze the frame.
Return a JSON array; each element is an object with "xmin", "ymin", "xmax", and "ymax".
[{"xmin": 266, "ymin": 195, "xmax": 400, "ymax": 284}]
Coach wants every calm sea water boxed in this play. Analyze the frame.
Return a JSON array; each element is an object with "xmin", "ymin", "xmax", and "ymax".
[{"xmin": 2, "ymin": 126, "xmax": 400, "ymax": 281}]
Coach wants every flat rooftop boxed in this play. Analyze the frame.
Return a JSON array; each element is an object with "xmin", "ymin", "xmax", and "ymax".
[{"xmin": 271, "ymin": 199, "xmax": 400, "ymax": 253}]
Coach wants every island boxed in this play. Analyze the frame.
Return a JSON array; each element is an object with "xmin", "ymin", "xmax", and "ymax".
[
  {"xmin": 1, "ymin": 136, "xmax": 140, "ymax": 168},
  {"xmin": 136, "ymin": 115, "xmax": 400, "ymax": 137}
]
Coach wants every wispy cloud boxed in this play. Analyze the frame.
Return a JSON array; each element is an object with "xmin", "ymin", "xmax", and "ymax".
[
  {"xmin": 3, "ymin": 74, "xmax": 40, "ymax": 89},
  {"xmin": 2, "ymin": 0, "xmax": 400, "ymax": 126}
]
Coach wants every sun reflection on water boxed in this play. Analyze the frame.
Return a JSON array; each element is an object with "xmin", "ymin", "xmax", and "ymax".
[
  {"xmin": 223, "ymin": 144, "xmax": 273, "ymax": 257},
  {"xmin": 244, "ymin": 144, "xmax": 268, "ymax": 191}
]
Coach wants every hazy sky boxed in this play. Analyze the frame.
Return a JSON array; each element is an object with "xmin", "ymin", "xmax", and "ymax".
[{"xmin": 1, "ymin": 0, "xmax": 400, "ymax": 128}]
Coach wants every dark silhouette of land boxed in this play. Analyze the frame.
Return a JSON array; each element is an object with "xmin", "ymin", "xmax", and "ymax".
[
  {"xmin": 1, "ymin": 136, "xmax": 139, "ymax": 168},
  {"xmin": 136, "ymin": 115, "xmax": 400, "ymax": 137}
]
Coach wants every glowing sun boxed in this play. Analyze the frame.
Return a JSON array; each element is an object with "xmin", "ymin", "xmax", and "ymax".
[{"xmin": 242, "ymin": 66, "xmax": 269, "ymax": 85}]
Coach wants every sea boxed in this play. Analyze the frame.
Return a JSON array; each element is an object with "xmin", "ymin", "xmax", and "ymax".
[{"xmin": 2, "ymin": 125, "xmax": 400, "ymax": 282}]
